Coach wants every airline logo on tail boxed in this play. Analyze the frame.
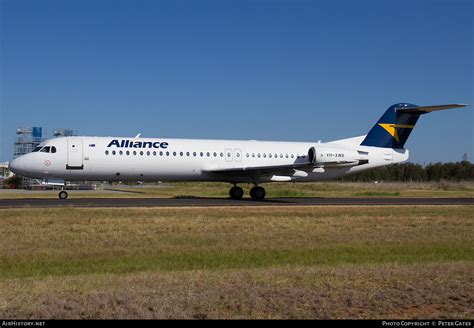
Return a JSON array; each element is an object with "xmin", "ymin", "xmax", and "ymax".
[{"xmin": 378, "ymin": 123, "xmax": 414, "ymax": 142}]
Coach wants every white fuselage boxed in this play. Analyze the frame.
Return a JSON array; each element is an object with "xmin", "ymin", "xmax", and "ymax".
[{"xmin": 9, "ymin": 136, "xmax": 409, "ymax": 184}]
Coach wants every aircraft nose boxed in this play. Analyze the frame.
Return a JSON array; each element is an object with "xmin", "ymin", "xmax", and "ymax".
[{"xmin": 9, "ymin": 157, "xmax": 25, "ymax": 175}]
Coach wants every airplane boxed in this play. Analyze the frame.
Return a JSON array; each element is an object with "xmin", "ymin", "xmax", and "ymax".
[{"xmin": 8, "ymin": 103, "xmax": 467, "ymax": 200}]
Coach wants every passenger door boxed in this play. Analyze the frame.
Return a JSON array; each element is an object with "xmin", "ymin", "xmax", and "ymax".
[{"xmin": 67, "ymin": 138, "xmax": 84, "ymax": 169}]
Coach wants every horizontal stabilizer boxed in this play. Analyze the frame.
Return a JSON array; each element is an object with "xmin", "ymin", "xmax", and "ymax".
[{"xmin": 397, "ymin": 104, "xmax": 468, "ymax": 114}]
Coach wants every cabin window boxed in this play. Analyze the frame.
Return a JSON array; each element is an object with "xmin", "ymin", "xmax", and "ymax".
[
  {"xmin": 119, "ymin": 150, "xmax": 123, "ymax": 155},
  {"xmin": 180, "ymin": 152, "xmax": 183, "ymax": 156},
  {"xmin": 206, "ymin": 152, "xmax": 210, "ymax": 157},
  {"xmin": 146, "ymin": 151, "xmax": 150, "ymax": 156},
  {"xmin": 153, "ymin": 151, "xmax": 156, "ymax": 156},
  {"xmin": 112, "ymin": 150, "xmax": 116, "ymax": 155},
  {"xmin": 200, "ymin": 152, "xmax": 204, "ymax": 157},
  {"xmin": 133, "ymin": 151, "xmax": 137, "ymax": 155},
  {"xmin": 263, "ymin": 153, "xmax": 266, "ymax": 158},
  {"xmin": 269, "ymin": 153, "xmax": 272, "ymax": 158},
  {"xmin": 166, "ymin": 151, "xmax": 170, "ymax": 156},
  {"xmin": 186, "ymin": 152, "xmax": 190, "ymax": 156},
  {"xmin": 252, "ymin": 153, "xmax": 255, "ymax": 158},
  {"xmin": 126, "ymin": 151, "xmax": 130, "ymax": 155},
  {"xmin": 246, "ymin": 153, "xmax": 249, "ymax": 158},
  {"xmin": 172, "ymin": 151, "xmax": 176, "ymax": 156},
  {"xmin": 105, "ymin": 150, "xmax": 109, "ymax": 155},
  {"xmin": 193, "ymin": 152, "xmax": 197, "ymax": 157},
  {"xmin": 291, "ymin": 154, "xmax": 294, "ymax": 158},
  {"xmin": 220, "ymin": 152, "xmax": 224, "ymax": 157},
  {"xmin": 159, "ymin": 151, "xmax": 163, "ymax": 156},
  {"xmin": 213, "ymin": 152, "xmax": 217, "ymax": 157},
  {"xmin": 257, "ymin": 153, "xmax": 261, "ymax": 158}
]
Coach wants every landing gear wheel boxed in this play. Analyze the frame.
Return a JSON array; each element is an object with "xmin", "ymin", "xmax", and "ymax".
[
  {"xmin": 229, "ymin": 186, "xmax": 244, "ymax": 200},
  {"xmin": 58, "ymin": 190, "xmax": 68, "ymax": 200},
  {"xmin": 250, "ymin": 186, "xmax": 266, "ymax": 201}
]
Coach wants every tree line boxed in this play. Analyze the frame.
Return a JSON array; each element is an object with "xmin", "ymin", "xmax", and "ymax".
[{"xmin": 341, "ymin": 161, "xmax": 474, "ymax": 182}]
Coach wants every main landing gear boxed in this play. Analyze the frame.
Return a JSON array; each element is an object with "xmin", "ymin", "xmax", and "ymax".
[
  {"xmin": 58, "ymin": 190, "xmax": 68, "ymax": 200},
  {"xmin": 229, "ymin": 186, "xmax": 244, "ymax": 199},
  {"xmin": 229, "ymin": 185, "xmax": 266, "ymax": 201},
  {"xmin": 249, "ymin": 186, "xmax": 266, "ymax": 201}
]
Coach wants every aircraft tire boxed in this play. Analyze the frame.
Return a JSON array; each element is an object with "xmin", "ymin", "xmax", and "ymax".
[
  {"xmin": 229, "ymin": 186, "xmax": 244, "ymax": 199},
  {"xmin": 58, "ymin": 191, "xmax": 68, "ymax": 200},
  {"xmin": 250, "ymin": 186, "xmax": 265, "ymax": 201}
]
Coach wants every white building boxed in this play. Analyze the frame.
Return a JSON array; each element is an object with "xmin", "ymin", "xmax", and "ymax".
[{"xmin": 0, "ymin": 162, "xmax": 13, "ymax": 179}]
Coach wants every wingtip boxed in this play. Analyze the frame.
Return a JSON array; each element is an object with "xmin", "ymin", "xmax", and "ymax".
[{"xmin": 444, "ymin": 104, "xmax": 469, "ymax": 108}]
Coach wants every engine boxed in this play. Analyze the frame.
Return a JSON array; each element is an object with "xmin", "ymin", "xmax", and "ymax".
[{"xmin": 307, "ymin": 146, "xmax": 365, "ymax": 166}]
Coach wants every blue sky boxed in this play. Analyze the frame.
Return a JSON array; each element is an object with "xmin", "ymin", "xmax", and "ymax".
[{"xmin": 1, "ymin": 0, "xmax": 472, "ymax": 164}]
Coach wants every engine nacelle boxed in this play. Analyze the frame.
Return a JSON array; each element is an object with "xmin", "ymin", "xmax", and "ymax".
[
  {"xmin": 308, "ymin": 147, "xmax": 317, "ymax": 164},
  {"xmin": 308, "ymin": 146, "xmax": 362, "ymax": 166}
]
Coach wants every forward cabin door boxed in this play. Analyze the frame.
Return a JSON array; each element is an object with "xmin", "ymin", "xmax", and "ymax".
[{"xmin": 67, "ymin": 138, "xmax": 84, "ymax": 169}]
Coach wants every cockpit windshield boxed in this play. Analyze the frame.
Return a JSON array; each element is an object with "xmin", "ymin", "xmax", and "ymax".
[{"xmin": 32, "ymin": 146, "xmax": 57, "ymax": 153}]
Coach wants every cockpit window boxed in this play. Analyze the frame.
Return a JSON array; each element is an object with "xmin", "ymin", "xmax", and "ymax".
[
  {"xmin": 32, "ymin": 146, "xmax": 42, "ymax": 152},
  {"xmin": 51, "ymin": 146, "xmax": 57, "ymax": 153},
  {"xmin": 40, "ymin": 146, "xmax": 51, "ymax": 153}
]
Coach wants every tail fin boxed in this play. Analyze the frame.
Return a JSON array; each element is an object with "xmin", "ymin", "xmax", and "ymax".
[{"xmin": 360, "ymin": 103, "xmax": 467, "ymax": 149}]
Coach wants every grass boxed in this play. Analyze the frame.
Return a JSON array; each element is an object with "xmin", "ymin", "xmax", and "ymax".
[
  {"xmin": 2, "ymin": 245, "xmax": 471, "ymax": 279},
  {"xmin": 0, "ymin": 206, "xmax": 473, "ymax": 318},
  {"xmin": 1, "ymin": 181, "xmax": 474, "ymax": 198}
]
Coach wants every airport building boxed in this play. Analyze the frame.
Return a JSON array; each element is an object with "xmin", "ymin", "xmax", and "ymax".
[
  {"xmin": 14, "ymin": 127, "xmax": 43, "ymax": 158},
  {"xmin": 53, "ymin": 128, "xmax": 74, "ymax": 138},
  {"xmin": 0, "ymin": 162, "xmax": 13, "ymax": 188}
]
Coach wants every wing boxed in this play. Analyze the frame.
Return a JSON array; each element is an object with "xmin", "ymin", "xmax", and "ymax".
[
  {"xmin": 204, "ymin": 162, "xmax": 314, "ymax": 178},
  {"xmin": 204, "ymin": 159, "xmax": 366, "ymax": 180}
]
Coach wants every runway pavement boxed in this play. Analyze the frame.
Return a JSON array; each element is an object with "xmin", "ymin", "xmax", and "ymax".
[{"xmin": 0, "ymin": 197, "xmax": 473, "ymax": 208}]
